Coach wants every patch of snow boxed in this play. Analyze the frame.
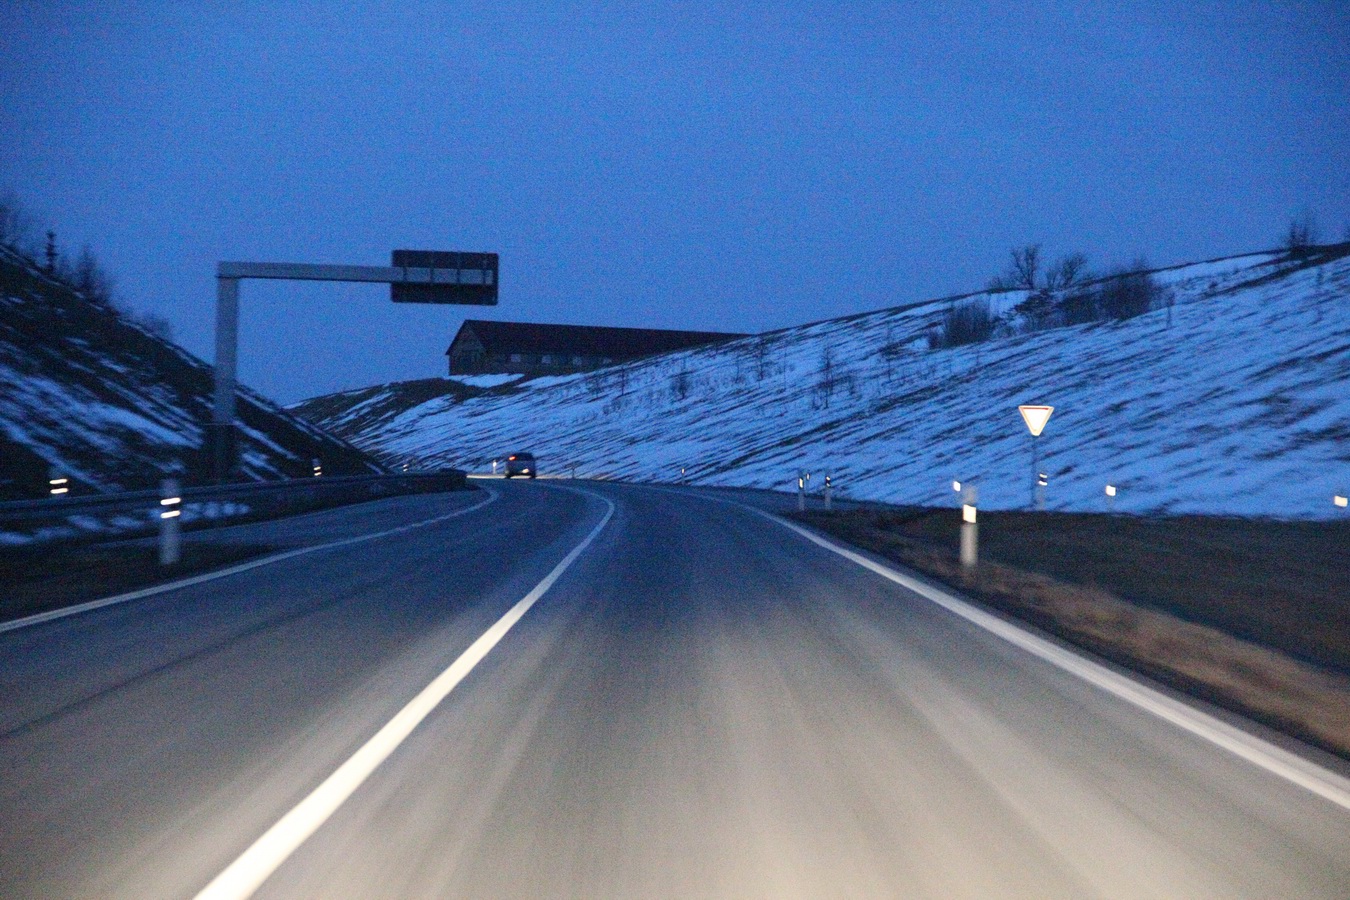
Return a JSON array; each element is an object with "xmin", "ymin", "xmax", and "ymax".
[
  {"xmin": 449, "ymin": 373, "xmax": 528, "ymax": 388},
  {"xmin": 329, "ymin": 250, "xmax": 1350, "ymax": 519}
]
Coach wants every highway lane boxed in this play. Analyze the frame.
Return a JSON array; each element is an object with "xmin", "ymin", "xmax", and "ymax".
[
  {"xmin": 0, "ymin": 484, "xmax": 601, "ymax": 898},
  {"xmin": 2, "ymin": 480, "xmax": 1349, "ymax": 897}
]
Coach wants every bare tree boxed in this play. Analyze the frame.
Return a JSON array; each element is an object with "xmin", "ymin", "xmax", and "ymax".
[
  {"xmin": 988, "ymin": 244, "xmax": 1042, "ymax": 292},
  {"xmin": 0, "ymin": 191, "xmax": 36, "ymax": 252},
  {"xmin": 670, "ymin": 363, "xmax": 690, "ymax": 401},
  {"xmin": 753, "ymin": 333, "xmax": 772, "ymax": 380},
  {"xmin": 817, "ymin": 343, "xmax": 835, "ymax": 408},
  {"xmin": 880, "ymin": 322, "xmax": 903, "ymax": 383},
  {"xmin": 72, "ymin": 245, "xmax": 117, "ymax": 306},
  {"xmin": 1044, "ymin": 252, "xmax": 1089, "ymax": 292},
  {"xmin": 1282, "ymin": 210, "xmax": 1320, "ymax": 258},
  {"xmin": 989, "ymin": 246, "xmax": 1095, "ymax": 332},
  {"xmin": 1010, "ymin": 244, "xmax": 1041, "ymax": 291}
]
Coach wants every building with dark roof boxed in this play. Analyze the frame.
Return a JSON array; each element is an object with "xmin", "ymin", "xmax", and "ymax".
[{"xmin": 446, "ymin": 320, "xmax": 748, "ymax": 376}]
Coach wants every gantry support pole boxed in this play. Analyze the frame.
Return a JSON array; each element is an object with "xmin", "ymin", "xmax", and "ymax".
[
  {"xmin": 212, "ymin": 276, "xmax": 240, "ymax": 482},
  {"xmin": 208, "ymin": 256, "xmax": 497, "ymax": 483}
]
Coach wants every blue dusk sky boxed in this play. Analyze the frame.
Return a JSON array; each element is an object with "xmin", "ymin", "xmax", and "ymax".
[{"xmin": 2, "ymin": 1, "xmax": 1347, "ymax": 403}]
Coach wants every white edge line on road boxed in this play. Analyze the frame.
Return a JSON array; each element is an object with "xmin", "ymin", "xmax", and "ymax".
[
  {"xmin": 194, "ymin": 487, "xmax": 616, "ymax": 900},
  {"xmin": 0, "ymin": 488, "xmax": 501, "ymax": 635},
  {"xmin": 595, "ymin": 484, "xmax": 1350, "ymax": 811},
  {"xmin": 752, "ymin": 508, "xmax": 1350, "ymax": 813}
]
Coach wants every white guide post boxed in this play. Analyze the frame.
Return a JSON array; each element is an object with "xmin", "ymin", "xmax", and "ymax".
[
  {"xmin": 960, "ymin": 484, "xmax": 978, "ymax": 569},
  {"xmin": 159, "ymin": 478, "xmax": 182, "ymax": 566}
]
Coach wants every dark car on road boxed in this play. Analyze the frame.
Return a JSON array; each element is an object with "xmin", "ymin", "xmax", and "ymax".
[{"xmin": 504, "ymin": 452, "xmax": 537, "ymax": 479}]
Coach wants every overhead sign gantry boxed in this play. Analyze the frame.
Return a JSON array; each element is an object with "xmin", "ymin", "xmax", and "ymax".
[{"xmin": 212, "ymin": 250, "xmax": 498, "ymax": 481}]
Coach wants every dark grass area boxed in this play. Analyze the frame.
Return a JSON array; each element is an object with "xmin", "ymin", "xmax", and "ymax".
[
  {"xmin": 805, "ymin": 507, "xmax": 1350, "ymax": 675},
  {"xmin": 0, "ymin": 541, "xmax": 280, "ymax": 625}
]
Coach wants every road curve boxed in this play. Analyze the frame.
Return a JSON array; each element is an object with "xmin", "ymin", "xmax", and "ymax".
[{"xmin": 1, "ymin": 481, "xmax": 1347, "ymax": 898}]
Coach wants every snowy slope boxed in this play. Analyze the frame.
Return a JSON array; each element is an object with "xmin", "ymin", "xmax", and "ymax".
[
  {"xmin": 0, "ymin": 246, "xmax": 382, "ymax": 498},
  {"xmin": 300, "ymin": 247, "xmax": 1350, "ymax": 518}
]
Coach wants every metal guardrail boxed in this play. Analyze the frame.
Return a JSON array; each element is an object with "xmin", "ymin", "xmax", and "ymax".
[{"xmin": 0, "ymin": 471, "xmax": 468, "ymax": 546}]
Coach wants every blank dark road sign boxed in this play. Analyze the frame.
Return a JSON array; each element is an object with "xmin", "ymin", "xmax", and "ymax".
[{"xmin": 391, "ymin": 250, "xmax": 498, "ymax": 305}]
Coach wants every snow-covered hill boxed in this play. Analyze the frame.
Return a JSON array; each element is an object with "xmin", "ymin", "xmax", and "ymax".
[
  {"xmin": 0, "ymin": 246, "xmax": 382, "ymax": 499},
  {"xmin": 297, "ymin": 246, "xmax": 1350, "ymax": 518}
]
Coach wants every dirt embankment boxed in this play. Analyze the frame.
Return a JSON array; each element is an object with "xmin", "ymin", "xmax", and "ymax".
[{"xmin": 793, "ymin": 507, "xmax": 1350, "ymax": 760}]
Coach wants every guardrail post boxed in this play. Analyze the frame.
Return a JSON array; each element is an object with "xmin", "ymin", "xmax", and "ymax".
[{"xmin": 159, "ymin": 478, "xmax": 182, "ymax": 566}]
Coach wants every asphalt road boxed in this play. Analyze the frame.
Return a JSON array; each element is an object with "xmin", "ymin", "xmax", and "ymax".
[{"xmin": 1, "ymin": 480, "xmax": 1348, "ymax": 898}]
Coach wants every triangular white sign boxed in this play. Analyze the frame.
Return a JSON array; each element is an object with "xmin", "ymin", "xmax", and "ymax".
[{"xmin": 1018, "ymin": 404, "xmax": 1054, "ymax": 436}]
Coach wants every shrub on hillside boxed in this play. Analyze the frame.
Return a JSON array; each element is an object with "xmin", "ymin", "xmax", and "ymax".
[
  {"xmin": 932, "ymin": 297, "xmax": 997, "ymax": 348},
  {"xmin": 71, "ymin": 245, "xmax": 117, "ymax": 307},
  {"xmin": 1057, "ymin": 290, "xmax": 1098, "ymax": 325},
  {"xmin": 1282, "ymin": 211, "xmax": 1320, "ymax": 259},
  {"xmin": 1096, "ymin": 261, "xmax": 1167, "ymax": 321},
  {"xmin": 989, "ymin": 245, "xmax": 1093, "ymax": 333}
]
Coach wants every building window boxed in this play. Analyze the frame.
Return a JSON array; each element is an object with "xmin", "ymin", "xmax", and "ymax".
[
  {"xmin": 509, "ymin": 353, "xmax": 523, "ymax": 363},
  {"xmin": 541, "ymin": 354, "xmax": 555, "ymax": 365}
]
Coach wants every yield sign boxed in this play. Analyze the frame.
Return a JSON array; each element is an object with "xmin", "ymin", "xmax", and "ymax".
[{"xmin": 1018, "ymin": 405, "xmax": 1054, "ymax": 437}]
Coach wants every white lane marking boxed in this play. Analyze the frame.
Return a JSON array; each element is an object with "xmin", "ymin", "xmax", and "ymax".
[
  {"xmin": 194, "ymin": 489, "xmax": 616, "ymax": 900},
  {"xmin": 0, "ymin": 489, "xmax": 500, "ymax": 635},
  {"xmin": 646, "ymin": 487, "xmax": 1350, "ymax": 811},
  {"xmin": 760, "ymin": 509, "xmax": 1350, "ymax": 813}
]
